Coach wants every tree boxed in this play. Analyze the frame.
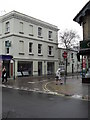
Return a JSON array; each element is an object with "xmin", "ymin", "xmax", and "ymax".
[
  {"xmin": 59, "ymin": 29, "xmax": 80, "ymax": 76},
  {"xmin": 59, "ymin": 29, "xmax": 80, "ymax": 49}
]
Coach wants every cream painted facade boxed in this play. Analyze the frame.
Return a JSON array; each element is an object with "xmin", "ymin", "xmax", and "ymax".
[
  {"xmin": 0, "ymin": 11, "xmax": 59, "ymax": 78},
  {"xmin": 58, "ymin": 48, "xmax": 81, "ymax": 74}
]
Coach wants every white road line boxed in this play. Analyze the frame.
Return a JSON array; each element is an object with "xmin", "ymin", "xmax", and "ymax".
[{"xmin": 28, "ymin": 80, "xmax": 47, "ymax": 84}]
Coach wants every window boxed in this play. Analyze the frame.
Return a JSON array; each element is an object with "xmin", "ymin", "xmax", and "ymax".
[
  {"xmin": 38, "ymin": 27, "xmax": 42, "ymax": 37},
  {"xmin": 19, "ymin": 22, "xmax": 24, "ymax": 34},
  {"xmin": 5, "ymin": 41, "xmax": 9, "ymax": 54},
  {"xmin": 5, "ymin": 22, "xmax": 10, "ymax": 33},
  {"xmin": 48, "ymin": 46, "xmax": 53, "ymax": 55},
  {"xmin": 29, "ymin": 42, "xmax": 33, "ymax": 53},
  {"xmin": 71, "ymin": 53, "xmax": 73, "ymax": 58},
  {"xmin": 29, "ymin": 25, "xmax": 33, "ymax": 36},
  {"xmin": 6, "ymin": 48, "xmax": 9, "ymax": 54},
  {"xmin": 48, "ymin": 31, "xmax": 52, "ymax": 39},
  {"xmin": 19, "ymin": 40, "xmax": 24, "ymax": 55},
  {"xmin": 38, "ymin": 44, "xmax": 42, "ymax": 54}
]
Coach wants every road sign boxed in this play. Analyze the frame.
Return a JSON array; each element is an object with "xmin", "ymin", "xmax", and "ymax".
[{"xmin": 63, "ymin": 51, "xmax": 67, "ymax": 58}]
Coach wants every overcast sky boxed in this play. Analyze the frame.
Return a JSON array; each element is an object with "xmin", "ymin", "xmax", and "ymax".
[{"xmin": 0, "ymin": 0, "xmax": 89, "ymax": 39}]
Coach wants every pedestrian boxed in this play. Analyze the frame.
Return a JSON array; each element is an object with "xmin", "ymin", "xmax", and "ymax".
[
  {"xmin": 2, "ymin": 66, "xmax": 7, "ymax": 83},
  {"xmin": 55, "ymin": 68, "xmax": 63, "ymax": 85},
  {"xmin": 20, "ymin": 66, "xmax": 23, "ymax": 76}
]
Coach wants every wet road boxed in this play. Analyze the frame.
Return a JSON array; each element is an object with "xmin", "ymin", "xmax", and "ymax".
[{"xmin": 2, "ymin": 87, "xmax": 88, "ymax": 118}]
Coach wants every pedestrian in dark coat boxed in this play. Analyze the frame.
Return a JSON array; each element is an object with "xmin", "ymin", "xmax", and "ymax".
[{"xmin": 2, "ymin": 66, "xmax": 7, "ymax": 83}]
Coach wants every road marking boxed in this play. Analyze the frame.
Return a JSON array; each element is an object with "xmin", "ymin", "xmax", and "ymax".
[
  {"xmin": 28, "ymin": 80, "xmax": 47, "ymax": 84},
  {"xmin": 28, "ymin": 82, "xmax": 35, "ymax": 84}
]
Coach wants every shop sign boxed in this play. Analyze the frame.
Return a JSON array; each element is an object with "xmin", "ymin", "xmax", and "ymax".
[
  {"xmin": 5, "ymin": 41, "xmax": 11, "ymax": 47},
  {"xmin": 80, "ymin": 40, "xmax": 90, "ymax": 49}
]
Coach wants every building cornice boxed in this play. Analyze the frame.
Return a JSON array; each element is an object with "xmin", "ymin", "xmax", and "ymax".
[
  {"xmin": 73, "ymin": 1, "xmax": 90, "ymax": 24},
  {"xmin": 0, "ymin": 33, "xmax": 58, "ymax": 45},
  {"xmin": 1, "ymin": 11, "xmax": 59, "ymax": 31}
]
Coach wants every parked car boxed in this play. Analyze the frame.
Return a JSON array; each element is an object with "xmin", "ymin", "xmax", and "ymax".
[{"xmin": 85, "ymin": 68, "xmax": 90, "ymax": 78}]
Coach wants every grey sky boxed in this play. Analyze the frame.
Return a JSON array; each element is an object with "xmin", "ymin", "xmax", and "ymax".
[{"xmin": 0, "ymin": 0, "xmax": 89, "ymax": 39}]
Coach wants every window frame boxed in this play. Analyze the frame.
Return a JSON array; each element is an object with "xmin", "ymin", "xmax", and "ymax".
[
  {"xmin": 38, "ymin": 27, "xmax": 43, "ymax": 38},
  {"xmin": 48, "ymin": 31, "xmax": 53, "ymax": 40},
  {"xmin": 29, "ymin": 25, "xmax": 33, "ymax": 36},
  {"xmin": 38, "ymin": 44, "xmax": 42, "ymax": 54},
  {"xmin": 29, "ymin": 42, "xmax": 33, "ymax": 53},
  {"xmin": 5, "ymin": 21, "xmax": 10, "ymax": 33}
]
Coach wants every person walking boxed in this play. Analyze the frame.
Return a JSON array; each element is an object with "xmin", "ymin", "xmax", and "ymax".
[
  {"xmin": 55, "ymin": 68, "xmax": 62, "ymax": 85},
  {"xmin": 2, "ymin": 66, "xmax": 7, "ymax": 83}
]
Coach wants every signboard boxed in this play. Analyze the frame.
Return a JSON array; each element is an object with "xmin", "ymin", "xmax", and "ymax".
[
  {"xmin": 80, "ymin": 40, "xmax": 90, "ymax": 49},
  {"xmin": 5, "ymin": 41, "xmax": 11, "ymax": 47}
]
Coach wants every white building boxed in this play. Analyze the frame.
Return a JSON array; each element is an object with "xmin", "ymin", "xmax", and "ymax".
[
  {"xmin": 58, "ymin": 48, "xmax": 81, "ymax": 74},
  {"xmin": 0, "ymin": 11, "xmax": 59, "ymax": 78}
]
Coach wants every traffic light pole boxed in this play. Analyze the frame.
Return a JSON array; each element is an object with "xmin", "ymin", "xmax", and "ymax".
[{"xmin": 64, "ymin": 58, "xmax": 67, "ymax": 84}]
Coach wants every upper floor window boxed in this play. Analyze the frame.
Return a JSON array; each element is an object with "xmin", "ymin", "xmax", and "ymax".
[
  {"xmin": 29, "ymin": 25, "xmax": 33, "ymax": 36},
  {"xmin": 19, "ymin": 40, "xmax": 24, "ymax": 55},
  {"xmin": 38, "ymin": 44, "xmax": 42, "ymax": 54},
  {"xmin": 19, "ymin": 22, "xmax": 24, "ymax": 34},
  {"xmin": 71, "ymin": 53, "xmax": 73, "ymax": 59},
  {"xmin": 48, "ymin": 46, "xmax": 53, "ymax": 56},
  {"xmin": 38, "ymin": 27, "xmax": 42, "ymax": 38},
  {"xmin": 5, "ymin": 22, "xmax": 10, "ymax": 33},
  {"xmin": 29, "ymin": 42, "xmax": 33, "ymax": 53},
  {"xmin": 5, "ymin": 40, "xmax": 10, "ymax": 54},
  {"xmin": 48, "ymin": 31, "xmax": 53, "ymax": 40}
]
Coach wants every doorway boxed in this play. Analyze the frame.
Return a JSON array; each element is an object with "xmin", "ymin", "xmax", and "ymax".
[{"xmin": 38, "ymin": 62, "xmax": 42, "ymax": 76}]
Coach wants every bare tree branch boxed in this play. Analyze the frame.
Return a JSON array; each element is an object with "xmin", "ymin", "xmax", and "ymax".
[{"xmin": 59, "ymin": 29, "xmax": 80, "ymax": 49}]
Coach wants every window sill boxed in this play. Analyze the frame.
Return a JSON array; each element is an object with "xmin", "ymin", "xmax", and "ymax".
[
  {"xmin": 29, "ymin": 53, "xmax": 34, "ymax": 56},
  {"xmin": 5, "ymin": 32, "xmax": 10, "ymax": 34},
  {"xmin": 19, "ymin": 32, "xmax": 24, "ymax": 34},
  {"xmin": 29, "ymin": 34, "xmax": 34, "ymax": 36},
  {"xmin": 48, "ymin": 55, "xmax": 54, "ymax": 57},
  {"xmin": 38, "ymin": 54, "xmax": 43, "ymax": 56},
  {"xmin": 48, "ymin": 38, "xmax": 53, "ymax": 41},
  {"xmin": 19, "ymin": 53, "xmax": 25, "ymax": 55},
  {"xmin": 38, "ymin": 36, "xmax": 43, "ymax": 38}
]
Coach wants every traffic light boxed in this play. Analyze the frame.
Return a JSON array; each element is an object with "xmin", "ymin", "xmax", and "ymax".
[{"xmin": 77, "ymin": 53, "xmax": 80, "ymax": 62}]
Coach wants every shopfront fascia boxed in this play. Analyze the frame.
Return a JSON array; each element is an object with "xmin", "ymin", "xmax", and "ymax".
[
  {"xmin": 0, "ymin": 55, "xmax": 14, "ymax": 78},
  {"xmin": 79, "ymin": 40, "xmax": 90, "ymax": 83}
]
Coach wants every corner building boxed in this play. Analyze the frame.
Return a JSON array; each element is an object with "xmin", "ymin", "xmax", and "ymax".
[{"xmin": 0, "ymin": 11, "xmax": 59, "ymax": 78}]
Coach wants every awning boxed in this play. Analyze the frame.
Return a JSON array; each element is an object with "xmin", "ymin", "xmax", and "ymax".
[{"xmin": 0, "ymin": 55, "xmax": 13, "ymax": 60}]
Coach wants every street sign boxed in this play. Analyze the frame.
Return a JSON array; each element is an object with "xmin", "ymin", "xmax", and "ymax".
[
  {"xmin": 80, "ymin": 40, "xmax": 90, "ymax": 49},
  {"xmin": 63, "ymin": 51, "xmax": 67, "ymax": 59}
]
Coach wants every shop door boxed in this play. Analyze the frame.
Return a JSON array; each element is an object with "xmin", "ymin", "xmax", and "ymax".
[
  {"xmin": 38, "ymin": 62, "xmax": 42, "ymax": 76},
  {"xmin": 3, "ymin": 60, "xmax": 10, "ymax": 77}
]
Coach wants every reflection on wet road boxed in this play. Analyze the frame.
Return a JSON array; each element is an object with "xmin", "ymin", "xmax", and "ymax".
[{"xmin": 2, "ymin": 87, "xmax": 88, "ymax": 118}]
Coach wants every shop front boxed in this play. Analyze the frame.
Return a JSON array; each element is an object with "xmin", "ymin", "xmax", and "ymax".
[
  {"xmin": 79, "ymin": 40, "xmax": 90, "ymax": 83},
  {"xmin": 18, "ymin": 61, "xmax": 33, "ymax": 76},
  {"xmin": 0, "ymin": 55, "xmax": 13, "ymax": 78}
]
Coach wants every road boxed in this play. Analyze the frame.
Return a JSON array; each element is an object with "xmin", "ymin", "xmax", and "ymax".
[{"xmin": 2, "ymin": 87, "xmax": 88, "ymax": 118}]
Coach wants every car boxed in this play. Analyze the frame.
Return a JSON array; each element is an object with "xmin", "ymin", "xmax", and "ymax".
[{"xmin": 85, "ymin": 69, "xmax": 90, "ymax": 78}]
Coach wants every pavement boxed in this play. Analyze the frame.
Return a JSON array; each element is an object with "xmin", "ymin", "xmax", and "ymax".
[{"xmin": 0, "ymin": 75, "xmax": 90, "ymax": 101}]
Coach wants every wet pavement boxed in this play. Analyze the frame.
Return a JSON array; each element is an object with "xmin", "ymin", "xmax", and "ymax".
[
  {"xmin": 0, "ymin": 75, "xmax": 90, "ymax": 101},
  {"xmin": 2, "ymin": 87, "xmax": 88, "ymax": 118}
]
